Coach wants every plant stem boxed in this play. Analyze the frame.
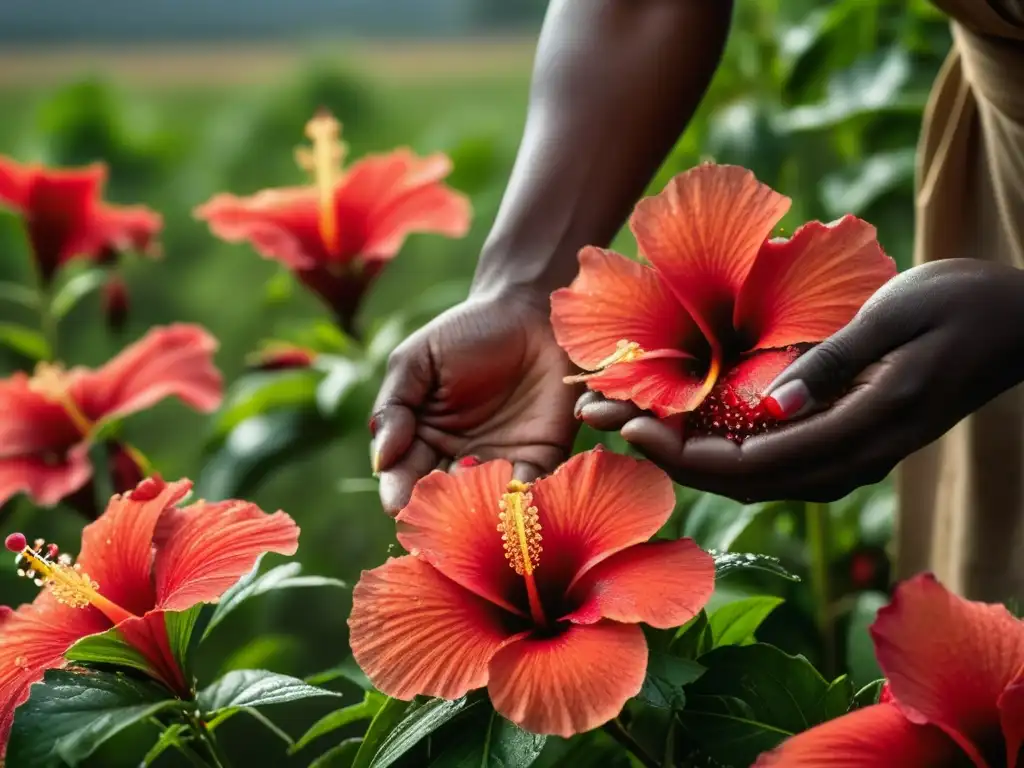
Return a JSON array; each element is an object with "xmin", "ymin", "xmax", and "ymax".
[
  {"xmin": 805, "ymin": 501, "xmax": 835, "ymax": 677},
  {"xmin": 189, "ymin": 716, "xmax": 232, "ymax": 768},
  {"xmin": 602, "ymin": 719, "xmax": 660, "ymax": 768}
]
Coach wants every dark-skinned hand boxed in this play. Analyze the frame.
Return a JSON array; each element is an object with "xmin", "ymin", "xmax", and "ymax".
[
  {"xmin": 576, "ymin": 259, "xmax": 1024, "ymax": 503},
  {"xmin": 370, "ymin": 289, "xmax": 581, "ymax": 515}
]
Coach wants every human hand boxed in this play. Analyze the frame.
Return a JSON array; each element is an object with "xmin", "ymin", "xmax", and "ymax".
[
  {"xmin": 370, "ymin": 289, "xmax": 581, "ymax": 515},
  {"xmin": 577, "ymin": 259, "xmax": 1024, "ymax": 502}
]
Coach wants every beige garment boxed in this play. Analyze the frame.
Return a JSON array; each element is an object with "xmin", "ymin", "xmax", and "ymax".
[{"xmin": 897, "ymin": 0, "xmax": 1024, "ymax": 602}]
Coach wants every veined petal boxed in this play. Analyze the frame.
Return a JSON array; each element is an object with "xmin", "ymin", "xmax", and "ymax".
[
  {"xmin": 0, "ymin": 155, "xmax": 32, "ymax": 210},
  {"xmin": 0, "ymin": 600, "xmax": 110, "ymax": 759},
  {"xmin": 551, "ymin": 246, "xmax": 706, "ymax": 371},
  {"xmin": 396, "ymin": 461, "xmax": 527, "ymax": 616},
  {"xmin": 578, "ymin": 356, "xmax": 707, "ymax": 418},
  {"xmin": 0, "ymin": 444, "xmax": 93, "ymax": 509},
  {"xmin": 998, "ymin": 673, "xmax": 1024, "ymax": 768},
  {"xmin": 153, "ymin": 499, "xmax": 298, "ymax": 611},
  {"xmin": 529, "ymin": 449, "xmax": 677, "ymax": 597},
  {"xmin": 72, "ymin": 324, "xmax": 223, "ymax": 422},
  {"xmin": 77, "ymin": 478, "xmax": 192, "ymax": 617},
  {"xmin": 871, "ymin": 574, "xmax": 1024, "ymax": 763},
  {"xmin": 630, "ymin": 164, "xmax": 790, "ymax": 344},
  {"xmin": 563, "ymin": 539, "xmax": 714, "ymax": 629},
  {"xmin": 487, "ymin": 621, "xmax": 647, "ymax": 737},
  {"xmin": 349, "ymin": 556, "xmax": 521, "ymax": 700},
  {"xmin": 336, "ymin": 150, "xmax": 471, "ymax": 261},
  {"xmin": 193, "ymin": 188, "xmax": 326, "ymax": 270},
  {"xmin": 0, "ymin": 374, "xmax": 81, "ymax": 460},
  {"xmin": 734, "ymin": 216, "xmax": 896, "ymax": 350},
  {"xmin": 754, "ymin": 703, "xmax": 967, "ymax": 767}
]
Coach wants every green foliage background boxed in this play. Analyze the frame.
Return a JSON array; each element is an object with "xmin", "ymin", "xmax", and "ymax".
[{"xmin": 0, "ymin": 0, "xmax": 953, "ymax": 764}]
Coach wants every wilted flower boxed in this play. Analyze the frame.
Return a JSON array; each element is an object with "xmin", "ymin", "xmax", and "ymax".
[
  {"xmin": 551, "ymin": 164, "xmax": 896, "ymax": 442},
  {"xmin": 349, "ymin": 448, "xmax": 714, "ymax": 736},
  {"xmin": 194, "ymin": 110, "xmax": 471, "ymax": 333}
]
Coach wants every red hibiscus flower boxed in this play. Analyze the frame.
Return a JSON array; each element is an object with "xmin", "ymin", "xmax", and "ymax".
[
  {"xmin": 348, "ymin": 448, "xmax": 715, "ymax": 736},
  {"xmin": 193, "ymin": 110, "xmax": 471, "ymax": 334},
  {"xmin": 0, "ymin": 157, "xmax": 162, "ymax": 284},
  {"xmin": 0, "ymin": 476, "xmax": 299, "ymax": 759},
  {"xmin": 0, "ymin": 324, "xmax": 222, "ymax": 510},
  {"xmin": 245, "ymin": 342, "xmax": 318, "ymax": 371},
  {"xmin": 756, "ymin": 574, "xmax": 1024, "ymax": 767},
  {"xmin": 551, "ymin": 164, "xmax": 896, "ymax": 442}
]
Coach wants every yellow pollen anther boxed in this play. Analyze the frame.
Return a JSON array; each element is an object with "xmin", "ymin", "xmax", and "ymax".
[
  {"xmin": 563, "ymin": 339, "xmax": 646, "ymax": 384},
  {"xmin": 294, "ymin": 109, "xmax": 347, "ymax": 254},
  {"xmin": 28, "ymin": 363, "xmax": 94, "ymax": 435},
  {"xmin": 16, "ymin": 547, "xmax": 134, "ymax": 624},
  {"xmin": 498, "ymin": 482, "xmax": 542, "ymax": 576}
]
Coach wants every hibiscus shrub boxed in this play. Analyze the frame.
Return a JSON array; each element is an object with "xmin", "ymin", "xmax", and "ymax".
[{"xmin": 2, "ymin": 100, "xmax": 1016, "ymax": 768}]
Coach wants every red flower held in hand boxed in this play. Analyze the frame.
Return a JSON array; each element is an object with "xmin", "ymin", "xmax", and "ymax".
[
  {"xmin": 0, "ymin": 324, "xmax": 222, "ymax": 509},
  {"xmin": 551, "ymin": 164, "xmax": 896, "ymax": 442},
  {"xmin": 194, "ymin": 110, "xmax": 471, "ymax": 333},
  {"xmin": 0, "ymin": 157, "xmax": 162, "ymax": 283},
  {"xmin": 0, "ymin": 477, "xmax": 299, "ymax": 759},
  {"xmin": 756, "ymin": 574, "xmax": 1024, "ymax": 767},
  {"xmin": 349, "ymin": 448, "xmax": 715, "ymax": 736}
]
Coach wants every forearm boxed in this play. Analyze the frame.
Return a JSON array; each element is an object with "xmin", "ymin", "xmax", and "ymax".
[{"xmin": 472, "ymin": 0, "xmax": 733, "ymax": 297}]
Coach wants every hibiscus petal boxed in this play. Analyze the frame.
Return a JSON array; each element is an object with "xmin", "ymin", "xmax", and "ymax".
[
  {"xmin": 0, "ymin": 155, "xmax": 31, "ymax": 209},
  {"xmin": 349, "ymin": 555, "xmax": 521, "ymax": 700},
  {"xmin": 0, "ymin": 373, "xmax": 82, "ymax": 460},
  {"xmin": 487, "ymin": 621, "xmax": 647, "ymax": 737},
  {"xmin": 116, "ymin": 612, "xmax": 188, "ymax": 695},
  {"xmin": 0, "ymin": 601, "xmax": 110, "ymax": 760},
  {"xmin": 92, "ymin": 203, "xmax": 163, "ymax": 257},
  {"xmin": 529, "ymin": 449, "xmax": 677, "ymax": 597},
  {"xmin": 734, "ymin": 216, "xmax": 896, "ymax": 350},
  {"xmin": 72, "ymin": 324, "xmax": 223, "ymax": 422},
  {"xmin": 579, "ymin": 356, "xmax": 707, "ymax": 418},
  {"xmin": 870, "ymin": 574, "xmax": 1024, "ymax": 762},
  {"xmin": 0, "ymin": 443, "xmax": 93, "ymax": 509},
  {"xmin": 630, "ymin": 164, "xmax": 790, "ymax": 344},
  {"xmin": 396, "ymin": 461, "xmax": 527, "ymax": 616},
  {"xmin": 754, "ymin": 703, "xmax": 966, "ymax": 767},
  {"xmin": 337, "ymin": 150, "xmax": 471, "ymax": 260},
  {"xmin": 998, "ymin": 673, "xmax": 1024, "ymax": 768},
  {"xmin": 77, "ymin": 478, "xmax": 193, "ymax": 617},
  {"xmin": 193, "ymin": 188, "xmax": 326, "ymax": 270},
  {"xmin": 153, "ymin": 500, "xmax": 298, "ymax": 611},
  {"xmin": 563, "ymin": 539, "xmax": 714, "ymax": 629},
  {"xmin": 551, "ymin": 246, "xmax": 706, "ymax": 369}
]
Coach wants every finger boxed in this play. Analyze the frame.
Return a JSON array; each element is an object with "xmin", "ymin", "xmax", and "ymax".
[
  {"xmin": 378, "ymin": 438, "xmax": 441, "ymax": 517},
  {"xmin": 762, "ymin": 301, "xmax": 922, "ymax": 421},
  {"xmin": 371, "ymin": 337, "xmax": 435, "ymax": 472},
  {"xmin": 370, "ymin": 405, "xmax": 417, "ymax": 474},
  {"xmin": 580, "ymin": 398, "xmax": 644, "ymax": 431},
  {"xmin": 574, "ymin": 390, "xmax": 605, "ymax": 418},
  {"xmin": 512, "ymin": 460, "xmax": 545, "ymax": 484}
]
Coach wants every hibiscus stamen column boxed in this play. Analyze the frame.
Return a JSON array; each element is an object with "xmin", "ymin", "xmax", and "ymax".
[
  {"xmin": 295, "ymin": 109, "xmax": 346, "ymax": 255},
  {"xmin": 5, "ymin": 532, "xmax": 135, "ymax": 625},
  {"xmin": 498, "ymin": 480, "xmax": 547, "ymax": 626}
]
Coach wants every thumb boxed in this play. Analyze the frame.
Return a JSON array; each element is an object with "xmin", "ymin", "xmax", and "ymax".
[
  {"xmin": 762, "ymin": 311, "xmax": 910, "ymax": 421},
  {"xmin": 370, "ymin": 337, "xmax": 434, "ymax": 473}
]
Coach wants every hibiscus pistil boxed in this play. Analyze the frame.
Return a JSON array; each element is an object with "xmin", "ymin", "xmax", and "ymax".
[
  {"xmin": 295, "ymin": 109, "xmax": 347, "ymax": 255},
  {"xmin": 498, "ymin": 480, "xmax": 547, "ymax": 626},
  {"xmin": 6, "ymin": 534, "xmax": 134, "ymax": 624}
]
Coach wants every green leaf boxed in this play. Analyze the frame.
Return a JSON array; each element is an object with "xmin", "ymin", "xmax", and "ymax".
[
  {"xmin": 51, "ymin": 267, "xmax": 107, "ymax": 318},
  {"xmin": 853, "ymin": 679, "xmax": 885, "ymax": 709},
  {"xmin": 64, "ymin": 627, "xmax": 157, "ymax": 678},
  {"xmin": 316, "ymin": 355, "xmax": 372, "ymax": 416},
  {"xmin": 637, "ymin": 651, "xmax": 705, "ymax": 710},
  {"xmin": 369, "ymin": 696, "xmax": 477, "ymax": 768},
  {"xmin": 212, "ymin": 370, "xmax": 321, "ymax": 438},
  {"xmin": 707, "ymin": 596, "xmax": 784, "ymax": 647},
  {"xmin": 822, "ymin": 675, "xmax": 854, "ymax": 721},
  {"xmin": 430, "ymin": 709, "xmax": 547, "ymax": 767},
  {"xmin": 682, "ymin": 496, "xmax": 770, "ymax": 552},
  {"xmin": 671, "ymin": 610, "xmax": 713, "ymax": 658},
  {"xmin": 532, "ymin": 730, "xmax": 633, "ymax": 768},
  {"xmin": 8, "ymin": 668, "xmax": 183, "ymax": 768},
  {"xmin": 364, "ymin": 315, "xmax": 405, "ymax": 366},
  {"xmin": 140, "ymin": 722, "xmax": 188, "ymax": 767},
  {"xmin": 819, "ymin": 148, "xmax": 916, "ymax": 218},
  {"xmin": 291, "ymin": 691, "xmax": 388, "ymax": 754},
  {"xmin": 165, "ymin": 603, "xmax": 210, "ymax": 678},
  {"xmin": 679, "ymin": 643, "xmax": 833, "ymax": 766},
  {"xmin": 197, "ymin": 669, "xmax": 341, "ymax": 714},
  {"xmin": 306, "ymin": 655, "xmax": 373, "ymax": 690},
  {"xmin": 350, "ymin": 698, "xmax": 413, "ymax": 768},
  {"xmin": 0, "ymin": 322, "xmax": 50, "ymax": 360},
  {"xmin": 846, "ymin": 591, "xmax": 887, "ymax": 686},
  {"xmin": 0, "ymin": 280, "xmax": 40, "ymax": 309},
  {"xmin": 713, "ymin": 551, "xmax": 800, "ymax": 582},
  {"xmin": 204, "ymin": 558, "xmax": 347, "ymax": 639},
  {"xmin": 311, "ymin": 738, "xmax": 364, "ymax": 768}
]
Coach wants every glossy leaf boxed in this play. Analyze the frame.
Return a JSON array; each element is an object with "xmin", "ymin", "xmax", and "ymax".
[
  {"xmin": 51, "ymin": 267, "xmax": 107, "ymax": 318},
  {"xmin": 197, "ymin": 669, "xmax": 341, "ymax": 713},
  {"xmin": 0, "ymin": 322, "xmax": 50, "ymax": 360},
  {"xmin": 369, "ymin": 696, "xmax": 477, "ymax": 768},
  {"xmin": 671, "ymin": 610, "xmax": 713, "ymax": 658},
  {"xmin": 306, "ymin": 655, "xmax": 373, "ymax": 690},
  {"xmin": 853, "ymin": 679, "xmax": 885, "ymax": 709},
  {"xmin": 7, "ymin": 668, "xmax": 183, "ymax": 768},
  {"xmin": 212, "ymin": 369, "xmax": 321, "ymax": 438},
  {"xmin": 311, "ymin": 738, "xmax": 364, "ymax": 768},
  {"xmin": 64, "ymin": 626, "xmax": 157, "ymax": 678},
  {"xmin": 291, "ymin": 691, "xmax": 388, "ymax": 754},
  {"xmin": 430, "ymin": 708, "xmax": 547, "ymax": 767},
  {"xmin": 350, "ymin": 697, "xmax": 413, "ymax": 768},
  {"xmin": 712, "ymin": 551, "xmax": 799, "ymax": 582},
  {"xmin": 140, "ymin": 723, "xmax": 189, "ymax": 767},
  {"xmin": 316, "ymin": 355, "xmax": 373, "ymax": 416},
  {"xmin": 637, "ymin": 651, "xmax": 705, "ymax": 710},
  {"xmin": 0, "ymin": 280, "xmax": 40, "ymax": 309},
  {"xmin": 166, "ymin": 603, "xmax": 210, "ymax": 677},
  {"xmin": 682, "ymin": 496, "xmax": 771, "ymax": 552},
  {"xmin": 822, "ymin": 674, "xmax": 855, "ymax": 721},
  {"xmin": 531, "ymin": 730, "xmax": 633, "ymax": 768},
  {"xmin": 707, "ymin": 596, "xmax": 784, "ymax": 647}
]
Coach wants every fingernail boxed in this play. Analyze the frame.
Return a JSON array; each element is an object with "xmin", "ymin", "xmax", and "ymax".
[
  {"xmin": 762, "ymin": 380, "xmax": 812, "ymax": 420},
  {"xmin": 371, "ymin": 448, "xmax": 382, "ymax": 476},
  {"xmin": 368, "ymin": 414, "xmax": 379, "ymax": 436},
  {"xmin": 456, "ymin": 455, "xmax": 480, "ymax": 468}
]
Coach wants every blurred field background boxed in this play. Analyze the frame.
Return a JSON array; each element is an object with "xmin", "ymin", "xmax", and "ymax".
[{"xmin": 0, "ymin": 0, "xmax": 953, "ymax": 764}]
